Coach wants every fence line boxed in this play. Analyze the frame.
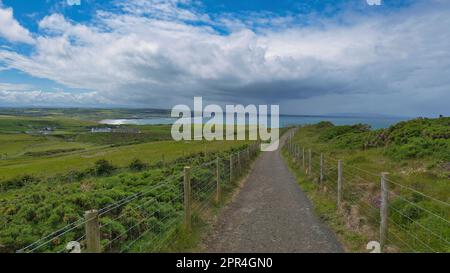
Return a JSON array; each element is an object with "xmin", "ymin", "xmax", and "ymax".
[
  {"xmin": 284, "ymin": 131, "xmax": 449, "ymax": 253},
  {"xmin": 17, "ymin": 142, "xmax": 261, "ymax": 253}
]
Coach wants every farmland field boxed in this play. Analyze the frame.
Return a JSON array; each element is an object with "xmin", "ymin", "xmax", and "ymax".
[
  {"xmin": 0, "ymin": 108, "xmax": 257, "ymax": 252},
  {"xmin": 0, "ymin": 110, "xmax": 254, "ymax": 180}
]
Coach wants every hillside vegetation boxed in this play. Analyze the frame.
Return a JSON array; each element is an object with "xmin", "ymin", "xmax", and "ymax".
[
  {"xmin": 316, "ymin": 117, "xmax": 450, "ymax": 162},
  {"xmin": 285, "ymin": 117, "xmax": 449, "ymax": 252},
  {"xmin": 0, "ymin": 111, "xmax": 269, "ymax": 253},
  {"xmin": 0, "ymin": 146, "xmax": 252, "ymax": 253}
]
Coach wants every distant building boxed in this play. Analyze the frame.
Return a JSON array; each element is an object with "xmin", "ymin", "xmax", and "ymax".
[
  {"xmin": 40, "ymin": 127, "xmax": 54, "ymax": 135},
  {"xmin": 112, "ymin": 127, "xmax": 141, "ymax": 134},
  {"xmin": 91, "ymin": 127, "xmax": 112, "ymax": 133},
  {"xmin": 90, "ymin": 126, "xmax": 140, "ymax": 133},
  {"xmin": 25, "ymin": 127, "xmax": 54, "ymax": 135}
]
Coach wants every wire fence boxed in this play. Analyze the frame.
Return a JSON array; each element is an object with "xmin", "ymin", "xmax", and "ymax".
[
  {"xmin": 16, "ymin": 142, "xmax": 260, "ymax": 253},
  {"xmin": 284, "ymin": 131, "xmax": 450, "ymax": 253}
]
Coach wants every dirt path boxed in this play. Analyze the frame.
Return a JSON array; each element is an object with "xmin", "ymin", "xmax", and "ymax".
[{"xmin": 202, "ymin": 130, "xmax": 343, "ymax": 253}]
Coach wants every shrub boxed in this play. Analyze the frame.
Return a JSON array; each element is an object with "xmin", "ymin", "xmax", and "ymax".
[
  {"xmin": 319, "ymin": 123, "xmax": 371, "ymax": 142},
  {"xmin": 390, "ymin": 198, "xmax": 423, "ymax": 225},
  {"xmin": 0, "ymin": 175, "xmax": 39, "ymax": 191},
  {"xmin": 94, "ymin": 159, "xmax": 116, "ymax": 176},
  {"xmin": 129, "ymin": 158, "xmax": 148, "ymax": 171},
  {"xmin": 385, "ymin": 137, "xmax": 450, "ymax": 161},
  {"xmin": 314, "ymin": 117, "xmax": 450, "ymax": 161},
  {"xmin": 316, "ymin": 121, "xmax": 334, "ymax": 129}
]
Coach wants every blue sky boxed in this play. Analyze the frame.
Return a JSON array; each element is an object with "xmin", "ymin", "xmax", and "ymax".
[{"xmin": 0, "ymin": 0, "xmax": 449, "ymax": 116}]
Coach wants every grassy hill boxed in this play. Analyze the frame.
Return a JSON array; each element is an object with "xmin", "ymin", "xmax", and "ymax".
[
  {"xmin": 284, "ymin": 117, "xmax": 449, "ymax": 252},
  {"xmin": 316, "ymin": 117, "xmax": 450, "ymax": 161},
  {"xmin": 0, "ymin": 111, "xmax": 265, "ymax": 253}
]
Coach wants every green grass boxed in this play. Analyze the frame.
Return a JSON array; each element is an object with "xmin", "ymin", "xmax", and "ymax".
[
  {"xmin": 283, "ymin": 151, "xmax": 372, "ymax": 252},
  {"xmin": 0, "ymin": 115, "xmax": 97, "ymax": 134},
  {"xmin": 283, "ymin": 120, "xmax": 450, "ymax": 253},
  {"xmin": 0, "ymin": 115, "xmax": 254, "ymax": 181},
  {"xmin": 0, "ymin": 144, "xmax": 256, "ymax": 252},
  {"xmin": 0, "ymin": 110, "xmax": 286, "ymax": 253},
  {"xmin": 0, "ymin": 111, "xmax": 265, "ymax": 253},
  {"xmin": 0, "ymin": 134, "xmax": 96, "ymax": 158},
  {"xmin": 0, "ymin": 139, "xmax": 250, "ymax": 181},
  {"xmin": 129, "ymin": 144, "xmax": 261, "ymax": 253}
]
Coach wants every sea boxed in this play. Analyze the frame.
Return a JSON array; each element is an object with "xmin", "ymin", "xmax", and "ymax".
[{"xmin": 99, "ymin": 115, "xmax": 409, "ymax": 129}]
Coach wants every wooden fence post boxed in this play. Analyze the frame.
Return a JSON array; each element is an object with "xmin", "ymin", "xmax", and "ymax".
[
  {"xmin": 237, "ymin": 152, "xmax": 241, "ymax": 174},
  {"xmin": 302, "ymin": 147, "xmax": 305, "ymax": 171},
  {"xmin": 337, "ymin": 160, "xmax": 343, "ymax": 210},
  {"xmin": 183, "ymin": 166, "xmax": 191, "ymax": 231},
  {"xmin": 230, "ymin": 154, "xmax": 233, "ymax": 183},
  {"xmin": 308, "ymin": 149, "xmax": 312, "ymax": 175},
  {"xmin": 215, "ymin": 157, "xmax": 221, "ymax": 204},
  {"xmin": 85, "ymin": 209, "xmax": 101, "ymax": 253},
  {"xmin": 380, "ymin": 172, "xmax": 389, "ymax": 252},
  {"xmin": 320, "ymin": 153, "xmax": 324, "ymax": 184},
  {"xmin": 292, "ymin": 144, "xmax": 296, "ymax": 162}
]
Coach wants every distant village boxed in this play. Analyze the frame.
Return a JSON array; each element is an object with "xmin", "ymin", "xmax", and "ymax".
[
  {"xmin": 90, "ymin": 126, "xmax": 141, "ymax": 134},
  {"xmin": 24, "ymin": 126, "xmax": 140, "ymax": 135},
  {"xmin": 25, "ymin": 127, "xmax": 55, "ymax": 135}
]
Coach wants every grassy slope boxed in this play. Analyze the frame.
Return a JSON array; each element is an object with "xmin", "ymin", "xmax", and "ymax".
[
  {"xmin": 291, "ymin": 122, "xmax": 449, "ymax": 201},
  {"xmin": 284, "ymin": 119, "xmax": 449, "ymax": 252},
  {"xmin": 0, "ymin": 112, "xmax": 265, "ymax": 252},
  {"xmin": 0, "ymin": 139, "xmax": 248, "ymax": 180},
  {"xmin": 0, "ymin": 115, "xmax": 265, "ymax": 181}
]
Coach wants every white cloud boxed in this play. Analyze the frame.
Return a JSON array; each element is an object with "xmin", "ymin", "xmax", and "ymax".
[
  {"xmin": 0, "ymin": 0, "xmax": 450, "ymax": 115},
  {"xmin": 0, "ymin": 82, "xmax": 105, "ymax": 106},
  {"xmin": 0, "ymin": 5, "xmax": 34, "ymax": 44}
]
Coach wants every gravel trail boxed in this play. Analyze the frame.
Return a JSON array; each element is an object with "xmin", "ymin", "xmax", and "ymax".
[{"xmin": 203, "ymin": 130, "xmax": 344, "ymax": 253}]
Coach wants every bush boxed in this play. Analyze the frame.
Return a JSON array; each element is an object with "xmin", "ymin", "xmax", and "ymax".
[
  {"xmin": 314, "ymin": 117, "xmax": 450, "ymax": 161},
  {"xmin": 129, "ymin": 158, "xmax": 148, "ymax": 171},
  {"xmin": 385, "ymin": 137, "xmax": 450, "ymax": 161},
  {"xmin": 316, "ymin": 121, "xmax": 334, "ymax": 129},
  {"xmin": 0, "ymin": 175, "xmax": 39, "ymax": 191},
  {"xmin": 319, "ymin": 123, "xmax": 371, "ymax": 142},
  {"xmin": 385, "ymin": 117, "xmax": 450, "ymax": 145},
  {"xmin": 390, "ymin": 198, "xmax": 423, "ymax": 225},
  {"xmin": 94, "ymin": 159, "xmax": 116, "ymax": 176}
]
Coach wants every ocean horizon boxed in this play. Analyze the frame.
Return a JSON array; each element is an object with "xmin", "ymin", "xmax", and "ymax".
[{"xmin": 99, "ymin": 114, "xmax": 410, "ymax": 129}]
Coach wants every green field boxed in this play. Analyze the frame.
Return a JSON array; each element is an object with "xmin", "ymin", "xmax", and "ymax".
[
  {"xmin": 0, "ymin": 109, "xmax": 262, "ymax": 253},
  {"xmin": 0, "ymin": 111, "xmax": 267, "ymax": 181}
]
